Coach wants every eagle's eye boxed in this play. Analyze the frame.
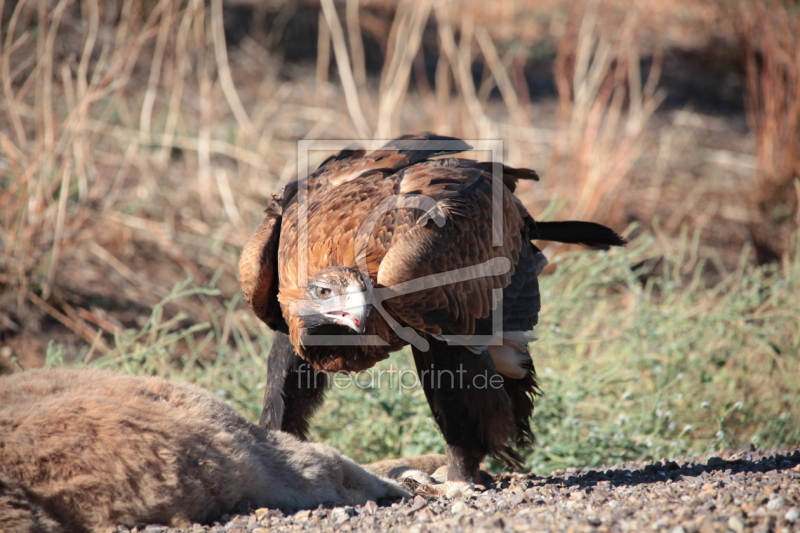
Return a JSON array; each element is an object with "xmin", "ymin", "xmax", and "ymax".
[{"xmin": 313, "ymin": 286, "xmax": 332, "ymax": 299}]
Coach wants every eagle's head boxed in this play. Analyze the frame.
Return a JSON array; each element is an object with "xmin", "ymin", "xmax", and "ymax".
[{"xmin": 288, "ymin": 267, "xmax": 373, "ymax": 339}]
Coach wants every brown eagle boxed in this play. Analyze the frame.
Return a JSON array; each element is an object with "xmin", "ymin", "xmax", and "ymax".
[{"xmin": 239, "ymin": 134, "xmax": 625, "ymax": 481}]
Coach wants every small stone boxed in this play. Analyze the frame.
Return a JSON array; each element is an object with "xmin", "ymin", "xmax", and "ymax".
[
  {"xmin": 651, "ymin": 518, "xmax": 669, "ymax": 529},
  {"xmin": 490, "ymin": 516, "xmax": 506, "ymax": 528},
  {"xmin": 741, "ymin": 501, "xmax": 757, "ymax": 515},
  {"xmin": 363, "ymin": 500, "xmax": 378, "ymax": 515},
  {"xmin": 405, "ymin": 496, "xmax": 427, "ymax": 515},
  {"xmin": 669, "ymin": 526, "xmax": 687, "ymax": 533},
  {"xmin": 251, "ymin": 529, "xmax": 268, "ymax": 533},
  {"xmin": 587, "ymin": 516, "xmax": 602, "ymax": 526},
  {"xmin": 292, "ymin": 509, "xmax": 311, "ymax": 520},
  {"xmin": 785, "ymin": 507, "xmax": 799, "ymax": 522},
  {"xmin": 766, "ymin": 495, "xmax": 785, "ymax": 511},
  {"xmin": 451, "ymin": 501, "xmax": 469, "ymax": 514},
  {"xmin": 524, "ymin": 488, "xmax": 540, "ymax": 501},
  {"xmin": 727, "ymin": 515, "xmax": 745, "ymax": 533},
  {"xmin": 570, "ymin": 491, "xmax": 585, "ymax": 501},
  {"xmin": 705, "ymin": 518, "xmax": 727, "ymax": 533},
  {"xmin": 330, "ymin": 508, "xmax": 351, "ymax": 523}
]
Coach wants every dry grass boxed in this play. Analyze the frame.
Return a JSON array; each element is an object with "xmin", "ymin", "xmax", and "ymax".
[
  {"xmin": 546, "ymin": 1, "xmax": 664, "ymax": 226},
  {"xmin": 741, "ymin": 1, "xmax": 800, "ymax": 230},
  {"xmin": 0, "ymin": 0, "xmax": 291, "ymax": 360}
]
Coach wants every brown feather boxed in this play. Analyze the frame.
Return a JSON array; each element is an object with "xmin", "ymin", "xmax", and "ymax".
[{"xmin": 239, "ymin": 200, "xmax": 285, "ymax": 332}]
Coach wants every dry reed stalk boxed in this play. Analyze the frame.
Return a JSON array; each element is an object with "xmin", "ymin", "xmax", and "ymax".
[
  {"xmin": 320, "ymin": 0, "xmax": 371, "ymax": 137},
  {"xmin": 140, "ymin": 0, "xmax": 175, "ymax": 152},
  {"xmin": 548, "ymin": 1, "xmax": 663, "ymax": 227},
  {"xmin": 742, "ymin": 1, "xmax": 800, "ymax": 226},
  {"xmin": 434, "ymin": 47, "xmax": 452, "ymax": 135},
  {"xmin": 27, "ymin": 292, "xmax": 111, "ymax": 356},
  {"xmin": 157, "ymin": 1, "xmax": 195, "ymax": 163},
  {"xmin": 375, "ymin": 0, "xmax": 431, "ymax": 138},
  {"xmin": 379, "ymin": 0, "xmax": 409, "ymax": 94},
  {"xmin": 1, "ymin": 0, "xmax": 184, "ymax": 337},
  {"xmin": 195, "ymin": 0, "xmax": 214, "ymax": 210},
  {"xmin": 475, "ymin": 25, "xmax": 528, "ymax": 130},
  {"xmin": 211, "ymin": 0, "xmax": 259, "ymax": 141},
  {"xmin": 346, "ymin": 0, "xmax": 368, "ymax": 103},
  {"xmin": 433, "ymin": 3, "xmax": 490, "ymax": 138},
  {"xmin": 316, "ymin": 9, "xmax": 331, "ymax": 106},
  {"xmin": 214, "ymin": 168, "xmax": 243, "ymax": 227},
  {"xmin": 1, "ymin": 0, "xmax": 31, "ymax": 151}
]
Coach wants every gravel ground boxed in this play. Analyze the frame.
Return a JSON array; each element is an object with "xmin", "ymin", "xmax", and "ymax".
[{"xmin": 129, "ymin": 447, "xmax": 799, "ymax": 533}]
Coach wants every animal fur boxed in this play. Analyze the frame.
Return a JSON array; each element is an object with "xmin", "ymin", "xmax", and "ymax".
[
  {"xmin": 0, "ymin": 369, "xmax": 409, "ymax": 533},
  {"xmin": 366, "ymin": 454, "xmax": 447, "ymax": 478}
]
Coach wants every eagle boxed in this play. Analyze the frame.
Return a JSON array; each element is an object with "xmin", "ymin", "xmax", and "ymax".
[{"xmin": 239, "ymin": 134, "xmax": 625, "ymax": 482}]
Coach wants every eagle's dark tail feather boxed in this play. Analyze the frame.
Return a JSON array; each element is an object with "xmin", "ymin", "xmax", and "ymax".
[{"xmin": 531, "ymin": 221, "xmax": 627, "ymax": 249}]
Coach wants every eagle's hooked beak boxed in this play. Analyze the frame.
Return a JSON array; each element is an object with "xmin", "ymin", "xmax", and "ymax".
[{"xmin": 324, "ymin": 289, "xmax": 368, "ymax": 334}]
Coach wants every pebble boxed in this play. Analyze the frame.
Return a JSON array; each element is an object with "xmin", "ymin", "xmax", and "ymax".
[
  {"xmin": 292, "ymin": 510, "xmax": 311, "ymax": 521},
  {"xmin": 364, "ymin": 500, "xmax": 379, "ymax": 515},
  {"xmin": 727, "ymin": 515, "xmax": 745, "ymax": 533},
  {"xmin": 766, "ymin": 495, "xmax": 785, "ymax": 510},
  {"xmin": 451, "ymin": 501, "xmax": 469, "ymax": 514},
  {"xmin": 330, "ymin": 508, "xmax": 351, "ymax": 523}
]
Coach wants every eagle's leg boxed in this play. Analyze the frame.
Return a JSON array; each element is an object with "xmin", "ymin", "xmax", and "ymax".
[
  {"xmin": 259, "ymin": 331, "xmax": 328, "ymax": 439},
  {"xmin": 411, "ymin": 337, "xmax": 521, "ymax": 482}
]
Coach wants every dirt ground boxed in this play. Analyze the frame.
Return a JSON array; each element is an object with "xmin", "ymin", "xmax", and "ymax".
[{"xmin": 131, "ymin": 447, "xmax": 800, "ymax": 533}]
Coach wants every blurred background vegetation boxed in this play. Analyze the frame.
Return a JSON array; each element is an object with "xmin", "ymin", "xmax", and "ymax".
[{"xmin": 1, "ymin": 0, "xmax": 798, "ymax": 474}]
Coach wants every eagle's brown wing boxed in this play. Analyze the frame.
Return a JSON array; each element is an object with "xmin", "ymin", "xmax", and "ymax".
[
  {"xmin": 273, "ymin": 135, "xmax": 474, "ymax": 313},
  {"xmin": 241, "ymin": 134, "xmax": 548, "ymax": 343},
  {"xmin": 239, "ymin": 198, "xmax": 286, "ymax": 332},
  {"xmin": 370, "ymin": 158, "xmax": 528, "ymax": 338}
]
